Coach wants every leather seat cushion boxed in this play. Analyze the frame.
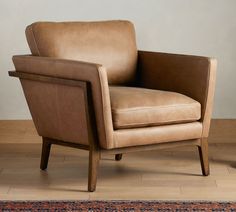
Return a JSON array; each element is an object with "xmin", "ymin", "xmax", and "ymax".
[{"xmin": 110, "ymin": 86, "xmax": 201, "ymax": 129}]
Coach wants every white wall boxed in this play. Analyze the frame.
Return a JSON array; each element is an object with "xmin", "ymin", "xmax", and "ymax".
[{"xmin": 0, "ymin": 0, "xmax": 236, "ymax": 119}]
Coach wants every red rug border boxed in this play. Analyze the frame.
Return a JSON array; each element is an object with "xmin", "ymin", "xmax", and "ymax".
[{"xmin": 1, "ymin": 200, "xmax": 236, "ymax": 211}]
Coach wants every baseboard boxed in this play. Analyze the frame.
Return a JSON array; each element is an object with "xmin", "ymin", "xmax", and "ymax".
[
  {"xmin": 208, "ymin": 119, "xmax": 236, "ymax": 143},
  {"xmin": 0, "ymin": 119, "xmax": 235, "ymax": 144}
]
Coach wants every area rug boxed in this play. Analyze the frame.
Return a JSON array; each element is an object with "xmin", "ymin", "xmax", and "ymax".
[{"xmin": 0, "ymin": 200, "xmax": 236, "ymax": 211}]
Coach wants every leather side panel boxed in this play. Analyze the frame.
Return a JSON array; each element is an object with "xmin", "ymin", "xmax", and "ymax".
[
  {"xmin": 13, "ymin": 55, "xmax": 114, "ymax": 149},
  {"xmin": 21, "ymin": 79, "xmax": 89, "ymax": 144}
]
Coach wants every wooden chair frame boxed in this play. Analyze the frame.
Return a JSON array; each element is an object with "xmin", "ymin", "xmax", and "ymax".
[{"xmin": 9, "ymin": 71, "xmax": 209, "ymax": 192}]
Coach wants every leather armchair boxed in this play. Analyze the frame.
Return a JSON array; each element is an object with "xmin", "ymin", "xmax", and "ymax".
[{"xmin": 9, "ymin": 20, "xmax": 216, "ymax": 192}]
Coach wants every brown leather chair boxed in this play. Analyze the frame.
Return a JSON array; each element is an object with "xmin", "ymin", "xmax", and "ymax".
[{"xmin": 9, "ymin": 20, "xmax": 217, "ymax": 192}]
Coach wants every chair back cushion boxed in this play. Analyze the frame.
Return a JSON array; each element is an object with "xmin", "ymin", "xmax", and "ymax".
[{"xmin": 26, "ymin": 20, "xmax": 137, "ymax": 84}]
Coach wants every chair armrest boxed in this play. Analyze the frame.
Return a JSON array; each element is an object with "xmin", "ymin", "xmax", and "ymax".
[
  {"xmin": 138, "ymin": 50, "xmax": 217, "ymax": 137},
  {"xmin": 12, "ymin": 55, "xmax": 114, "ymax": 149}
]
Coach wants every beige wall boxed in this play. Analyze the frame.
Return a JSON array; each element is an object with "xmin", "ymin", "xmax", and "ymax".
[{"xmin": 0, "ymin": 0, "xmax": 236, "ymax": 119}]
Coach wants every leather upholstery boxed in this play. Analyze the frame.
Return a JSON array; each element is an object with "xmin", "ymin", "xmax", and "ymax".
[
  {"xmin": 20, "ymin": 79, "xmax": 89, "ymax": 145},
  {"xmin": 110, "ymin": 86, "xmax": 201, "ymax": 129},
  {"xmin": 25, "ymin": 21, "xmax": 137, "ymax": 85},
  {"xmin": 12, "ymin": 20, "xmax": 216, "ymax": 150},
  {"xmin": 13, "ymin": 55, "xmax": 114, "ymax": 149},
  {"xmin": 138, "ymin": 51, "xmax": 217, "ymax": 137},
  {"xmin": 113, "ymin": 122, "xmax": 202, "ymax": 148},
  {"xmin": 10, "ymin": 21, "xmax": 218, "ymax": 192}
]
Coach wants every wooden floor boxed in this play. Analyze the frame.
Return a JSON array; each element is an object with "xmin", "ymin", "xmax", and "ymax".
[{"xmin": 0, "ymin": 119, "xmax": 236, "ymax": 200}]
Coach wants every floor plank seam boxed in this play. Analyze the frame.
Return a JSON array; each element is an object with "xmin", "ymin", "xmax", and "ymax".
[{"xmin": 6, "ymin": 187, "xmax": 11, "ymax": 195}]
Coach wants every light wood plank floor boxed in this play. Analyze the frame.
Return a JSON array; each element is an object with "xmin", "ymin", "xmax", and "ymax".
[{"xmin": 0, "ymin": 119, "xmax": 236, "ymax": 200}]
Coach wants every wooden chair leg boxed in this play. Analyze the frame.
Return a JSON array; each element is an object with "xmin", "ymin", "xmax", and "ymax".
[
  {"xmin": 88, "ymin": 146, "xmax": 100, "ymax": 192},
  {"xmin": 40, "ymin": 138, "xmax": 51, "ymax": 170},
  {"xmin": 198, "ymin": 138, "xmax": 210, "ymax": 176},
  {"xmin": 115, "ymin": 154, "xmax": 122, "ymax": 161}
]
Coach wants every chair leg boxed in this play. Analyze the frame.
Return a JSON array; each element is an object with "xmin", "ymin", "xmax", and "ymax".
[
  {"xmin": 88, "ymin": 146, "xmax": 100, "ymax": 192},
  {"xmin": 115, "ymin": 154, "xmax": 123, "ymax": 161},
  {"xmin": 40, "ymin": 138, "xmax": 51, "ymax": 170},
  {"xmin": 198, "ymin": 138, "xmax": 210, "ymax": 176}
]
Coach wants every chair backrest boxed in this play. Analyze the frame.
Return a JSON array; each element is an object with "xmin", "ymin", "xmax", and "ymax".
[{"xmin": 26, "ymin": 20, "xmax": 138, "ymax": 85}]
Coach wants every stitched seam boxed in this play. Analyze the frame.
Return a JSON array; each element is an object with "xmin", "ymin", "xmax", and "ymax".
[
  {"xmin": 114, "ymin": 117, "xmax": 200, "ymax": 127},
  {"xmin": 112, "ymin": 103, "xmax": 200, "ymax": 114},
  {"xmin": 114, "ymin": 120, "xmax": 199, "ymax": 129}
]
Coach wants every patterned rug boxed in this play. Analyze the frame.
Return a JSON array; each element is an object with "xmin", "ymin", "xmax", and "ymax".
[{"xmin": 0, "ymin": 200, "xmax": 236, "ymax": 211}]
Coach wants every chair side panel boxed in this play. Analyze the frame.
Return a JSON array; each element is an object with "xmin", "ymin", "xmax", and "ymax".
[{"xmin": 20, "ymin": 79, "xmax": 89, "ymax": 145}]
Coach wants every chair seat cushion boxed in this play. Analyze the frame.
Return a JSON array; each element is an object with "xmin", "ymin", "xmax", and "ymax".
[{"xmin": 110, "ymin": 86, "xmax": 201, "ymax": 129}]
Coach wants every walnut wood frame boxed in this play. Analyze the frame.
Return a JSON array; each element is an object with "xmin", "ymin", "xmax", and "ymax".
[{"xmin": 9, "ymin": 71, "xmax": 209, "ymax": 192}]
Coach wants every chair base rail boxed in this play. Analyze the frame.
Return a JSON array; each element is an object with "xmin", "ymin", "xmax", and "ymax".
[{"xmin": 40, "ymin": 137, "xmax": 207, "ymax": 192}]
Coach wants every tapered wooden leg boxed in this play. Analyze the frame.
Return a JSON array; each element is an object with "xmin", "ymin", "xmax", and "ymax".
[
  {"xmin": 198, "ymin": 138, "xmax": 210, "ymax": 176},
  {"xmin": 88, "ymin": 146, "xmax": 100, "ymax": 192},
  {"xmin": 115, "ymin": 154, "xmax": 122, "ymax": 161},
  {"xmin": 40, "ymin": 138, "xmax": 51, "ymax": 170}
]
